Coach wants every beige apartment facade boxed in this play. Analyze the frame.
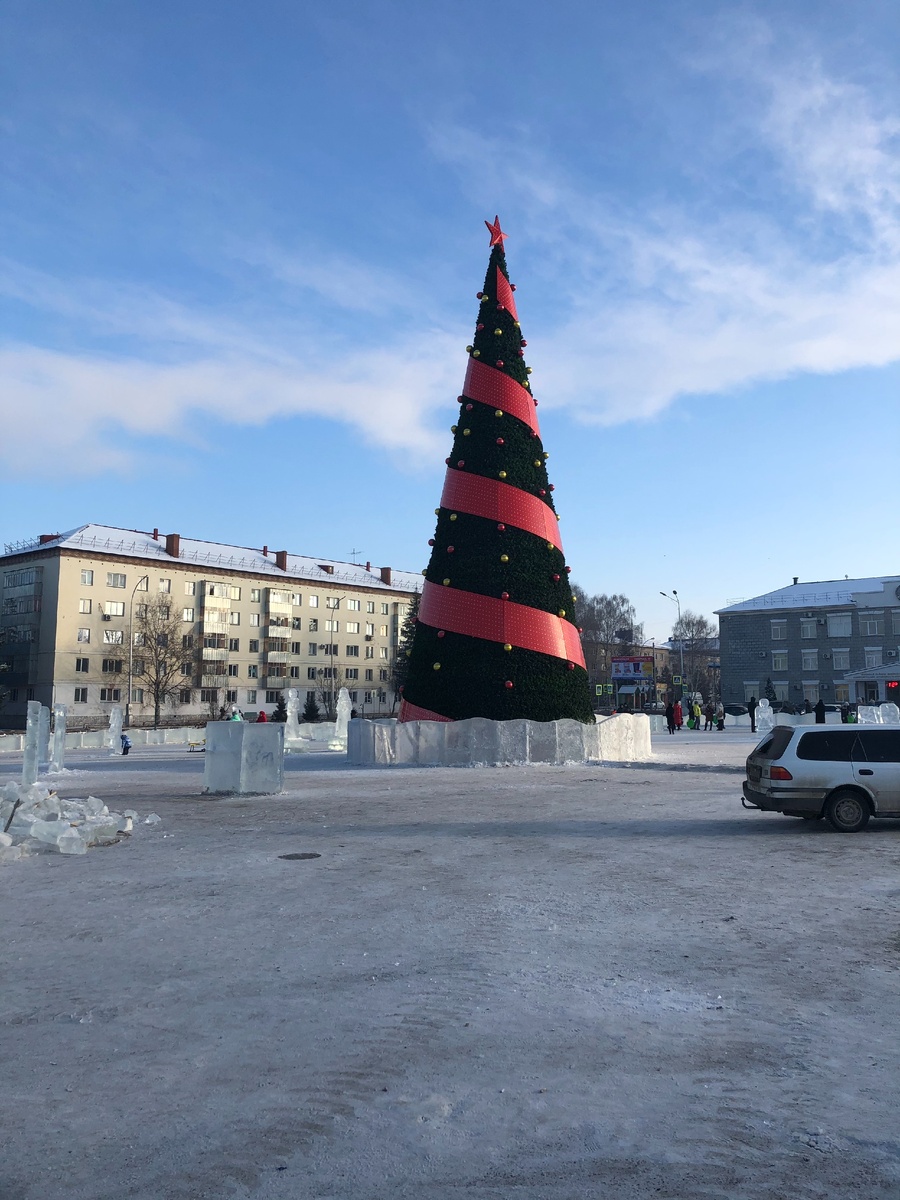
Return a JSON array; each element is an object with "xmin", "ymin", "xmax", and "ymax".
[{"xmin": 0, "ymin": 524, "xmax": 422, "ymax": 729}]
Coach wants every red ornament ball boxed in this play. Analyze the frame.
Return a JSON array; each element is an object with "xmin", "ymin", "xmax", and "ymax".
[
  {"xmin": 566, "ymin": 566, "xmax": 572, "ymax": 573},
  {"xmin": 444, "ymin": 457, "xmax": 450, "ymax": 465},
  {"xmin": 504, "ymin": 680, "xmax": 514, "ymax": 689},
  {"xmin": 567, "ymin": 662, "xmax": 575, "ymax": 671},
  {"xmin": 428, "ymin": 539, "xmax": 435, "ymax": 546},
  {"xmin": 476, "ymin": 292, "xmax": 483, "ymax": 298},
  {"xmin": 539, "ymin": 489, "xmax": 546, "ymax": 496},
  {"xmin": 552, "ymin": 573, "xmax": 560, "ymax": 581},
  {"xmin": 447, "ymin": 546, "xmax": 454, "ymax": 553},
  {"xmin": 501, "ymin": 591, "xmax": 509, "ymax": 600},
  {"xmin": 497, "ymin": 523, "xmax": 505, "ymax": 531},
  {"xmin": 457, "ymin": 460, "xmax": 465, "ymax": 468},
  {"xmin": 437, "ymin": 630, "xmax": 445, "ymax": 638},
  {"xmin": 465, "ymin": 403, "xmax": 473, "ymax": 411},
  {"xmin": 520, "ymin": 338, "xmax": 527, "ymax": 345},
  {"xmin": 477, "ymin": 323, "xmax": 484, "ymax": 330},
  {"xmin": 549, "ymin": 484, "xmax": 555, "ymax": 491},
  {"xmin": 496, "ymin": 437, "xmax": 505, "ymax": 446},
  {"xmin": 511, "ymin": 284, "xmax": 517, "ymax": 291}
]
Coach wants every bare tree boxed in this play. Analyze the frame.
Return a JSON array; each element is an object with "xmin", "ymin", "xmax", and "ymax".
[
  {"xmin": 133, "ymin": 596, "xmax": 190, "ymax": 727},
  {"xmin": 316, "ymin": 666, "xmax": 355, "ymax": 721},
  {"xmin": 671, "ymin": 610, "xmax": 718, "ymax": 698},
  {"xmin": 572, "ymin": 587, "xmax": 644, "ymax": 689}
]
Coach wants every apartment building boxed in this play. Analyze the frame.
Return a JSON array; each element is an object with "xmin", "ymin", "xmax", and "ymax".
[
  {"xmin": 718, "ymin": 575, "xmax": 900, "ymax": 708},
  {"xmin": 0, "ymin": 524, "xmax": 421, "ymax": 728}
]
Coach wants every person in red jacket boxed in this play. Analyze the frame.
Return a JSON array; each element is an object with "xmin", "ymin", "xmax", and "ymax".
[{"xmin": 256, "ymin": 710, "xmax": 268, "ymax": 723}]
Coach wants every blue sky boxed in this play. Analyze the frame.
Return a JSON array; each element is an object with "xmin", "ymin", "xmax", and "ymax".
[{"xmin": 1, "ymin": 0, "xmax": 899, "ymax": 641}]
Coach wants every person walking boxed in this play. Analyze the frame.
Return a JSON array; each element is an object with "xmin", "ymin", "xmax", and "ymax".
[
  {"xmin": 692, "ymin": 699, "xmax": 702, "ymax": 729},
  {"xmin": 673, "ymin": 699, "xmax": 683, "ymax": 730},
  {"xmin": 715, "ymin": 701, "xmax": 725, "ymax": 731},
  {"xmin": 704, "ymin": 701, "xmax": 714, "ymax": 731},
  {"xmin": 748, "ymin": 696, "xmax": 758, "ymax": 734},
  {"xmin": 120, "ymin": 733, "xmax": 132, "ymax": 756},
  {"xmin": 256, "ymin": 710, "xmax": 268, "ymax": 723},
  {"xmin": 814, "ymin": 698, "xmax": 826, "ymax": 724},
  {"xmin": 665, "ymin": 701, "xmax": 676, "ymax": 735}
]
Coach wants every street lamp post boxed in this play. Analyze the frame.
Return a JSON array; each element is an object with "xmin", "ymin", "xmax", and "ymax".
[
  {"xmin": 125, "ymin": 575, "xmax": 149, "ymax": 728},
  {"xmin": 660, "ymin": 590, "xmax": 685, "ymax": 698}
]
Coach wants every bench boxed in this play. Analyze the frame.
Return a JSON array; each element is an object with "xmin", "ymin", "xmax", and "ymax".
[{"xmin": 188, "ymin": 739, "xmax": 206, "ymax": 752}]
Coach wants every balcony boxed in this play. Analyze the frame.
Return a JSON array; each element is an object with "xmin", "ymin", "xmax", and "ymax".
[
  {"xmin": 264, "ymin": 677, "xmax": 286, "ymax": 689},
  {"xmin": 265, "ymin": 651, "xmax": 290, "ymax": 664},
  {"xmin": 201, "ymin": 673, "xmax": 227, "ymax": 688},
  {"xmin": 264, "ymin": 624, "xmax": 291, "ymax": 639},
  {"xmin": 201, "ymin": 648, "xmax": 228, "ymax": 661}
]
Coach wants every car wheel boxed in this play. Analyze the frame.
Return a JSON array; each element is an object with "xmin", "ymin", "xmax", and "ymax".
[{"xmin": 824, "ymin": 789, "xmax": 870, "ymax": 833}]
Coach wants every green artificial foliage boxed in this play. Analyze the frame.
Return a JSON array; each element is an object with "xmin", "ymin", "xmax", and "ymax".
[{"xmin": 402, "ymin": 238, "xmax": 594, "ymax": 724}]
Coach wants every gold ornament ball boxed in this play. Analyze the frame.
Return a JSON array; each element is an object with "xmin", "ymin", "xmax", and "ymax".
[
  {"xmin": 443, "ymin": 578, "xmax": 451, "ymax": 586},
  {"xmin": 558, "ymin": 609, "xmax": 566, "ymax": 617},
  {"xmin": 406, "ymin": 650, "xmax": 411, "ymax": 657},
  {"xmin": 472, "ymin": 350, "xmax": 481, "ymax": 357},
  {"xmin": 495, "ymin": 408, "xmax": 503, "ymax": 417},
  {"xmin": 463, "ymin": 428, "xmax": 470, "ymax": 436},
  {"xmin": 494, "ymin": 328, "xmax": 503, "ymax": 335},
  {"xmin": 503, "ymin": 643, "xmax": 512, "ymax": 652},
  {"xmin": 547, "ymin": 542, "xmax": 554, "ymax": 550},
  {"xmin": 434, "ymin": 508, "xmax": 440, "ymax": 515},
  {"xmin": 480, "ymin": 295, "xmax": 489, "ymax": 303},
  {"xmin": 543, "ymin": 452, "xmax": 549, "ymax": 459},
  {"xmin": 500, "ymin": 554, "xmax": 509, "ymax": 563},
  {"xmin": 466, "ymin": 345, "xmax": 473, "ymax": 353},
  {"xmin": 451, "ymin": 424, "xmax": 457, "ymax": 433},
  {"xmin": 449, "ymin": 513, "xmax": 457, "ymax": 521},
  {"xmin": 533, "ymin": 460, "xmax": 541, "ymax": 467},
  {"xmin": 526, "ymin": 367, "xmax": 533, "ymax": 374},
  {"xmin": 433, "ymin": 663, "xmax": 441, "ymax": 670},
  {"xmin": 498, "ymin": 470, "xmax": 507, "ymax": 479}
]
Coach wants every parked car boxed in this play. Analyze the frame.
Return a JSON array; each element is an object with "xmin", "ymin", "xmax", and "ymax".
[
  {"xmin": 723, "ymin": 704, "xmax": 748, "ymax": 717},
  {"xmin": 742, "ymin": 725, "xmax": 900, "ymax": 832}
]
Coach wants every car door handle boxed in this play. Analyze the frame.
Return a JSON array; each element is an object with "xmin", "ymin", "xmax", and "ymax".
[{"xmin": 858, "ymin": 768, "xmax": 874, "ymax": 775}]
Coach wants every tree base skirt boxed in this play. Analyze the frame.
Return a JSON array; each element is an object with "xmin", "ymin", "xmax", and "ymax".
[{"xmin": 347, "ymin": 712, "xmax": 651, "ymax": 767}]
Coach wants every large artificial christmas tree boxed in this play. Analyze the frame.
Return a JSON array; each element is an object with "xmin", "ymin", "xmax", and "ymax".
[{"xmin": 399, "ymin": 217, "xmax": 594, "ymax": 725}]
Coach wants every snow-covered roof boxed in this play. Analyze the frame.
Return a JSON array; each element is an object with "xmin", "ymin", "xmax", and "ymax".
[
  {"xmin": 717, "ymin": 576, "xmax": 900, "ymax": 615},
  {"xmin": 1, "ymin": 524, "xmax": 423, "ymax": 594}
]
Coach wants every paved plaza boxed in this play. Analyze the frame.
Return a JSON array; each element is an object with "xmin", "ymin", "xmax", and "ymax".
[{"xmin": 2, "ymin": 731, "xmax": 899, "ymax": 1199}]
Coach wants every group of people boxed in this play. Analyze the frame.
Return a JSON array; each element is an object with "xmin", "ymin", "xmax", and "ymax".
[
  {"xmin": 664, "ymin": 698, "xmax": 725, "ymax": 735},
  {"xmin": 217, "ymin": 707, "xmax": 270, "ymax": 723}
]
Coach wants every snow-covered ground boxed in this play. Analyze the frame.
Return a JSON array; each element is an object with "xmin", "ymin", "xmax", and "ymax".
[{"xmin": 2, "ymin": 738, "xmax": 899, "ymax": 1199}]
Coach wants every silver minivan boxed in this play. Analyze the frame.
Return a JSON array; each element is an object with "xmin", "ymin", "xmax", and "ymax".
[{"xmin": 742, "ymin": 726, "xmax": 900, "ymax": 832}]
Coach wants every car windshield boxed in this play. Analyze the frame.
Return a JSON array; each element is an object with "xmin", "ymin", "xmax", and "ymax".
[
  {"xmin": 751, "ymin": 727, "xmax": 794, "ymax": 760},
  {"xmin": 796, "ymin": 731, "xmax": 859, "ymax": 762}
]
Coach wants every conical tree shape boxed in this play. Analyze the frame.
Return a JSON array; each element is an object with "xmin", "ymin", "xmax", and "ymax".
[{"xmin": 399, "ymin": 218, "xmax": 594, "ymax": 725}]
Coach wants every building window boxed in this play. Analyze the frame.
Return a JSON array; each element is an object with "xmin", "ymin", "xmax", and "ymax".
[
  {"xmin": 306, "ymin": 690, "xmax": 316, "ymax": 702},
  {"xmin": 249, "ymin": 639, "xmax": 259, "ymax": 653},
  {"xmin": 381, "ymin": 603, "xmax": 389, "ymax": 615},
  {"xmin": 364, "ymin": 690, "xmax": 374, "ymax": 703},
  {"xmin": 207, "ymin": 582, "xmax": 228, "ymax": 598},
  {"xmin": 365, "ymin": 668, "xmax": 373, "ymax": 681},
  {"xmin": 99, "ymin": 687, "xmax": 121, "ymax": 702},
  {"xmin": 865, "ymin": 648, "xmax": 883, "ymax": 669},
  {"xmin": 200, "ymin": 689, "xmax": 218, "ymax": 703},
  {"xmin": 75, "ymin": 657, "xmax": 89, "ymax": 672},
  {"xmin": 77, "ymin": 628, "xmax": 91, "ymax": 643},
  {"xmin": 348, "ymin": 691, "xmax": 358, "ymax": 703},
  {"xmin": 74, "ymin": 687, "xmax": 88, "ymax": 703},
  {"xmin": 320, "ymin": 667, "xmax": 336, "ymax": 679},
  {"xmin": 228, "ymin": 664, "xmax": 239, "ymax": 677},
  {"xmin": 743, "ymin": 682, "xmax": 759, "ymax": 702},
  {"xmin": 249, "ymin": 614, "xmax": 260, "ymax": 627},
  {"xmin": 307, "ymin": 643, "xmax": 318, "ymax": 656},
  {"xmin": 79, "ymin": 598, "xmax": 92, "ymax": 614},
  {"xmin": 291, "ymin": 593, "xmax": 302, "ymax": 605},
  {"xmin": 289, "ymin": 641, "xmax": 300, "ymax": 655},
  {"xmin": 159, "ymin": 578, "xmax": 171, "ymax": 593},
  {"xmin": 380, "ymin": 625, "xmax": 388, "ymax": 637},
  {"xmin": 230, "ymin": 586, "xmax": 241, "ymax": 600},
  {"xmin": 183, "ymin": 634, "xmax": 194, "ymax": 649},
  {"xmin": 307, "ymin": 667, "xmax": 317, "ymax": 680},
  {"xmin": 772, "ymin": 651, "xmax": 788, "ymax": 672},
  {"xmin": 799, "ymin": 620, "xmax": 817, "ymax": 639},
  {"xmin": 827, "ymin": 612, "xmax": 852, "ymax": 638},
  {"xmin": 246, "ymin": 689, "xmax": 257, "ymax": 704},
  {"xmin": 770, "ymin": 620, "xmax": 787, "ymax": 641},
  {"xmin": 179, "ymin": 689, "xmax": 192, "ymax": 704},
  {"xmin": 251, "ymin": 588, "xmax": 261, "ymax": 602},
  {"xmin": 289, "ymin": 666, "xmax": 300, "ymax": 678},
  {"xmin": 103, "ymin": 630, "xmax": 124, "ymax": 645},
  {"xmin": 801, "ymin": 650, "xmax": 817, "ymax": 671},
  {"xmin": 347, "ymin": 598, "xmax": 360, "ymax": 611},
  {"xmin": 308, "ymin": 618, "xmax": 318, "ymax": 632},
  {"xmin": 182, "ymin": 608, "xmax": 195, "ymax": 622},
  {"xmin": 325, "ymin": 619, "xmax": 339, "ymax": 633},
  {"xmin": 834, "ymin": 684, "xmax": 850, "ymax": 703},
  {"xmin": 131, "ymin": 688, "xmax": 144, "ymax": 703},
  {"xmin": 265, "ymin": 690, "xmax": 280, "ymax": 704},
  {"xmin": 226, "ymin": 637, "xmax": 239, "ymax": 652},
  {"xmin": 346, "ymin": 668, "xmax": 359, "ymax": 680},
  {"xmin": 26, "ymin": 688, "xmax": 34, "ymax": 701},
  {"xmin": 379, "ymin": 647, "xmax": 388, "ymax": 659},
  {"xmin": 229, "ymin": 612, "xmax": 240, "ymax": 625},
  {"xmin": 226, "ymin": 689, "xmax": 238, "ymax": 703},
  {"xmin": 365, "ymin": 646, "xmax": 374, "ymax": 659},
  {"xmin": 891, "ymin": 612, "xmax": 900, "ymax": 636},
  {"xmin": 104, "ymin": 601, "xmax": 126, "ymax": 617},
  {"xmin": 81, "ymin": 570, "xmax": 94, "ymax": 586},
  {"xmin": 772, "ymin": 681, "xmax": 789, "ymax": 701},
  {"xmin": 346, "ymin": 645, "xmax": 359, "ymax": 657},
  {"xmin": 365, "ymin": 622, "xmax": 374, "ymax": 636},
  {"xmin": 802, "ymin": 683, "xmax": 820, "ymax": 704},
  {"xmin": 159, "ymin": 606, "xmax": 170, "ymax": 620},
  {"xmin": 185, "ymin": 582, "xmax": 196, "ymax": 595},
  {"xmin": 107, "ymin": 572, "xmax": 126, "ymax": 588},
  {"xmin": 366, "ymin": 601, "xmax": 375, "ymax": 613},
  {"xmin": 133, "ymin": 658, "xmax": 145, "ymax": 675},
  {"xmin": 180, "ymin": 662, "xmax": 192, "ymax": 676},
  {"xmin": 137, "ymin": 604, "xmax": 148, "ymax": 619},
  {"xmin": 102, "ymin": 658, "xmax": 123, "ymax": 673},
  {"xmin": 325, "ymin": 597, "xmax": 339, "ymax": 609},
  {"xmin": 379, "ymin": 668, "xmax": 389, "ymax": 681},
  {"xmin": 832, "ymin": 649, "xmax": 850, "ymax": 671},
  {"xmin": 345, "ymin": 621, "xmax": 360, "ymax": 634},
  {"xmin": 247, "ymin": 665, "xmax": 258, "ymax": 679},
  {"xmin": 861, "ymin": 615, "xmax": 884, "ymax": 637},
  {"xmin": 291, "ymin": 616, "xmax": 302, "ymax": 630},
  {"xmin": 308, "ymin": 595, "xmax": 319, "ymax": 608}
]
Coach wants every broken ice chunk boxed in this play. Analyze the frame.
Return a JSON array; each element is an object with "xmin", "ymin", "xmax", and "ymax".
[
  {"xmin": 143, "ymin": 813, "xmax": 161, "ymax": 825},
  {"xmin": 56, "ymin": 828, "xmax": 87, "ymax": 855}
]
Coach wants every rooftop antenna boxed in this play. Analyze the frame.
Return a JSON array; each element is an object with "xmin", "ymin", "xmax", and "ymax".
[{"xmin": 350, "ymin": 547, "xmax": 363, "ymax": 564}]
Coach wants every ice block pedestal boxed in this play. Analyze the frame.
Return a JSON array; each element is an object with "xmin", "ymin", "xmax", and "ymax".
[{"xmin": 203, "ymin": 722, "xmax": 285, "ymax": 795}]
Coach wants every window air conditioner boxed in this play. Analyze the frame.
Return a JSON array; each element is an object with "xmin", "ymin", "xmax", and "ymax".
[
  {"xmin": 102, "ymin": 614, "xmax": 111, "ymax": 621},
  {"xmin": 888, "ymin": 650, "xmax": 898, "ymax": 659},
  {"xmin": 365, "ymin": 635, "xmax": 373, "ymax": 641}
]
